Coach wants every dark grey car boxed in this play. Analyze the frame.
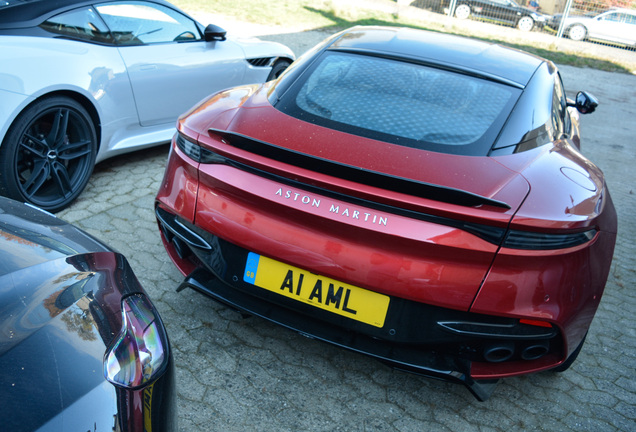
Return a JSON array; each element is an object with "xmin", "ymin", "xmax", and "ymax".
[{"xmin": 0, "ymin": 196, "xmax": 176, "ymax": 431}]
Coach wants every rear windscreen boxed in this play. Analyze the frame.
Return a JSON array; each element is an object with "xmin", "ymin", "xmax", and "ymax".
[{"xmin": 276, "ymin": 51, "xmax": 521, "ymax": 156}]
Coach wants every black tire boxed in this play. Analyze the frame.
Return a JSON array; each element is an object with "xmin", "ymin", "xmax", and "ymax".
[
  {"xmin": 267, "ymin": 59, "xmax": 292, "ymax": 81},
  {"xmin": 552, "ymin": 333, "xmax": 586, "ymax": 372},
  {"xmin": 0, "ymin": 96, "xmax": 97, "ymax": 213}
]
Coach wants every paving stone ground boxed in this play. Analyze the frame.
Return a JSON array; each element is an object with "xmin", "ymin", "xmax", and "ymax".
[{"xmin": 59, "ymin": 19, "xmax": 636, "ymax": 432}]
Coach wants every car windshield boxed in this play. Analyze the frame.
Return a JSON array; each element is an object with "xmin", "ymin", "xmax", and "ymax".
[{"xmin": 276, "ymin": 51, "xmax": 521, "ymax": 156}]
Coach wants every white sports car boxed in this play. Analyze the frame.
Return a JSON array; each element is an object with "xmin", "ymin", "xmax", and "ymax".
[{"xmin": 0, "ymin": 0, "xmax": 294, "ymax": 211}]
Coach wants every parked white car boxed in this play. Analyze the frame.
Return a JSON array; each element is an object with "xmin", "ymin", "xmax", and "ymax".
[
  {"xmin": 549, "ymin": 8, "xmax": 636, "ymax": 47},
  {"xmin": 0, "ymin": 0, "xmax": 294, "ymax": 212}
]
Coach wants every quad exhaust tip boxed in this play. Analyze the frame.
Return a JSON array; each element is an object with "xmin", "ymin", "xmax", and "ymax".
[
  {"xmin": 483, "ymin": 342, "xmax": 515, "ymax": 363},
  {"xmin": 520, "ymin": 340, "xmax": 550, "ymax": 360},
  {"xmin": 483, "ymin": 340, "xmax": 550, "ymax": 363}
]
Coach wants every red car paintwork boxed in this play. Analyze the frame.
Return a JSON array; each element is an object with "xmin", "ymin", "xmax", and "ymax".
[
  {"xmin": 155, "ymin": 27, "xmax": 617, "ymax": 399},
  {"xmin": 157, "ymin": 83, "xmax": 616, "ymax": 366}
]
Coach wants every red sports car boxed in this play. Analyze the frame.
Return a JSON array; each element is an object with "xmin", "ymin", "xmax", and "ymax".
[{"xmin": 155, "ymin": 26, "xmax": 617, "ymax": 400}]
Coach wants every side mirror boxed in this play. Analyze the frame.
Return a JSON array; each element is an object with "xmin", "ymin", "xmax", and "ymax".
[
  {"xmin": 204, "ymin": 24, "xmax": 226, "ymax": 42},
  {"xmin": 569, "ymin": 91, "xmax": 598, "ymax": 114}
]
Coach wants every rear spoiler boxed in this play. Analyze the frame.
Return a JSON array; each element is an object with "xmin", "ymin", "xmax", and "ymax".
[{"xmin": 208, "ymin": 128, "xmax": 511, "ymax": 210}]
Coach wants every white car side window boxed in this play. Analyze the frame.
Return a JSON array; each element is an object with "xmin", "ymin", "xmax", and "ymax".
[
  {"xmin": 96, "ymin": 1, "xmax": 200, "ymax": 45},
  {"xmin": 41, "ymin": 7, "xmax": 113, "ymax": 44},
  {"xmin": 601, "ymin": 12, "xmax": 622, "ymax": 23}
]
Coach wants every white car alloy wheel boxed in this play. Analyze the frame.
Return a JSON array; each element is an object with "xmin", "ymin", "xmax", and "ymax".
[
  {"xmin": 0, "ymin": 96, "xmax": 97, "ymax": 213},
  {"xmin": 455, "ymin": 4, "xmax": 471, "ymax": 19},
  {"xmin": 517, "ymin": 16, "xmax": 534, "ymax": 32},
  {"xmin": 568, "ymin": 24, "xmax": 587, "ymax": 41}
]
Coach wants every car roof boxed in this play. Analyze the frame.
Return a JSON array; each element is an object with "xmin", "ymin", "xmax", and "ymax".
[
  {"xmin": 0, "ymin": 0, "xmax": 178, "ymax": 29},
  {"xmin": 327, "ymin": 26, "xmax": 545, "ymax": 88}
]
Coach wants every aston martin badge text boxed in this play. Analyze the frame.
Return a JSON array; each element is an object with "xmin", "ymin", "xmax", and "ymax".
[{"xmin": 274, "ymin": 188, "xmax": 388, "ymax": 226}]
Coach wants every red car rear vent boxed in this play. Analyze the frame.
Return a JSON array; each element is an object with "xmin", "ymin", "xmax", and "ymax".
[{"xmin": 155, "ymin": 205, "xmax": 212, "ymax": 251}]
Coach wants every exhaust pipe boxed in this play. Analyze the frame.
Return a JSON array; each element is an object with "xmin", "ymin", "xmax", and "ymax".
[
  {"xmin": 521, "ymin": 340, "xmax": 550, "ymax": 360},
  {"xmin": 483, "ymin": 342, "xmax": 515, "ymax": 363}
]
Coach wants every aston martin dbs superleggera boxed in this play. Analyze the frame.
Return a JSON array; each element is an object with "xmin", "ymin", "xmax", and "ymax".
[
  {"xmin": 155, "ymin": 26, "xmax": 617, "ymax": 400},
  {"xmin": 0, "ymin": 0, "xmax": 294, "ymax": 212}
]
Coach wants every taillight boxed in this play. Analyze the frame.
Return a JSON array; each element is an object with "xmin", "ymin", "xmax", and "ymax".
[
  {"xmin": 176, "ymin": 133, "xmax": 224, "ymax": 164},
  {"xmin": 104, "ymin": 294, "xmax": 169, "ymax": 389},
  {"xmin": 502, "ymin": 228, "xmax": 597, "ymax": 250}
]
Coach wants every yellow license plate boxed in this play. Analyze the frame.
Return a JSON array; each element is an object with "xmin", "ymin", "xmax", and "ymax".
[{"xmin": 244, "ymin": 252, "xmax": 389, "ymax": 328}]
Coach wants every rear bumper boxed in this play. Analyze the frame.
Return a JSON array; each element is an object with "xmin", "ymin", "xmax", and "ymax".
[
  {"xmin": 179, "ymin": 265, "xmax": 500, "ymax": 401},
  {"xmin": 156, "ymin": 205, "xmax": 565, "ymax": 401}
]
